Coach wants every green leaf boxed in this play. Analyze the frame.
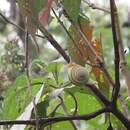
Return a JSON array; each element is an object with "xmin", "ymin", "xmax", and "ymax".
[
  {"xmin": 1, "ymin": 75, "xmax": 43, "ymax": 120},
  {"xmin": 65, "ymin": 93, "xmax": 108, "ymax": 129},
  {"xmin": 44, "ymin": 77, "xmax": 57, "ymax": 88},
  {"xmin": 46, "ymin": 62, "xmax": 63, "ymax": 73},
  {"xmin": 65, "ymin": 84, "xmax": 91, "ymax": 94},
  {"xmin": 29, "ymin": 59, "xmax": 47, "ymax": 77},
  {"xmin": 35, "ymin": 100, "xmax": 49, "ymax": 118},
  {"xmin": 46, "ymin": 62, "xmax": 63, "ymax": 84},
  {"xmin": 62, "ymin": 0, "xmax": 81, "ymax": 23},
  {"xmin": 31, "ymin": 59, "xmax": 46, "ymax": 69},
  {"xmin": 50, "ymin": 121, "xmax": 73, "ymax": 130},
  {"xmin": 78, "ymin": 13, "xmax": 90, "ymax": 25},
  {"xmin": 110, "ymin": 114, "xmax": 124, "ymax": 129},
  {"xmin": 29, "ymin": 59, "xmax": 46, "ymax": 74}
]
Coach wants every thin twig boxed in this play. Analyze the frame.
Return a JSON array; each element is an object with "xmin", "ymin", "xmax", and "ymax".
[
  {"xmin": 119, "ymin": 95, "xmax": 130, "ymax": 120},
  {"xmin": 58, "ymin": 96, "xmax": 78, "ymax": 130},
  {"xmin": 111, "ymin": 0, "xmax": 130, "ymax": 98},
  {"xmin": 39, "ymin": 25, "xmax": 70, "ymax": 63},
  {"xmin": 49, "ymin": 102, "xmax": 62, "ymax": 117},
  {"xmin": 86, "ymin": 61, "xmax": 99, "ymax": 68},
  {"xmin": 0, "ymin": 12, "xmax": 45, "ymax": 40},
  {"xmin": 0, "ymin": 108, "xmax": 109, "ymax": 126},
  {"xmin": 24, "ymin": 26, "xmax": 39, "ymax": 130},
  {"xmin": 67, "ymin": 92, "xmax": 78, "ymax": 116},
  {"xmin": 0, "ymin": 11, "xmax": 25, "ymax": 31},
  {"xmin": 83, "ymin": 0, "xmax": 110, "ymax": 13},
  {"xmin": 0, "ymin": 106, "xmax": 130, "ymax": 129},
  {"xmin": 110, "ymin": 0, "xmax": 120, "ymax": 105},
  {"xmin": 109, "ymin": 1, "xmax": 130, "ymax": 118},
  {"xmin": 36, "ymin": 34, "xmax": 45, "ymax": 39}
]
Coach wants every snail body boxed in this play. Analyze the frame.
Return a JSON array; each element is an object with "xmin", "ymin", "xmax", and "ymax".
[{"xmin": 67, "ymin": 62, "xmax": 89, "ymax": 85}]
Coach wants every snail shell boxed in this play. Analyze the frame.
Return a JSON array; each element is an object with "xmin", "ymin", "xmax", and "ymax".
[{"xmin": 68, "ymin": 64, "xmax": 89, "ymax": 85}]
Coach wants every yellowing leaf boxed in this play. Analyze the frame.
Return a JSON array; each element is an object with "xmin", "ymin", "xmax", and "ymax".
[
  {"xmin": 91, "ymin": 38, "xmax": 103, "ymax": 79},
  {"xmin": 67, "ymin": 16, "xmax": 92, "ymax": 66},
  {"xmin": 68, "ymin": 26, "xmax": 86, "ymax": 66}
]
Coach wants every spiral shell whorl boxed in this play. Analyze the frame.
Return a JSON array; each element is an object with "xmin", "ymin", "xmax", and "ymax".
[{"xmin": 68, "ymin": 63, "xmax": 89, "ymax": 85}]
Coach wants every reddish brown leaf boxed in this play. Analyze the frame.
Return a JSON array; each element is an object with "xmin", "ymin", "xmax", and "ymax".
[{"xmin": 38, "ymin": 0, "xmax": 53, "ymax": 26}]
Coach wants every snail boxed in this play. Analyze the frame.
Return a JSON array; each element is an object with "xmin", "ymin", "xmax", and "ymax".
[{"xmin": 67, "ymin": 61, "xmax": 89, "ymax": 85}]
